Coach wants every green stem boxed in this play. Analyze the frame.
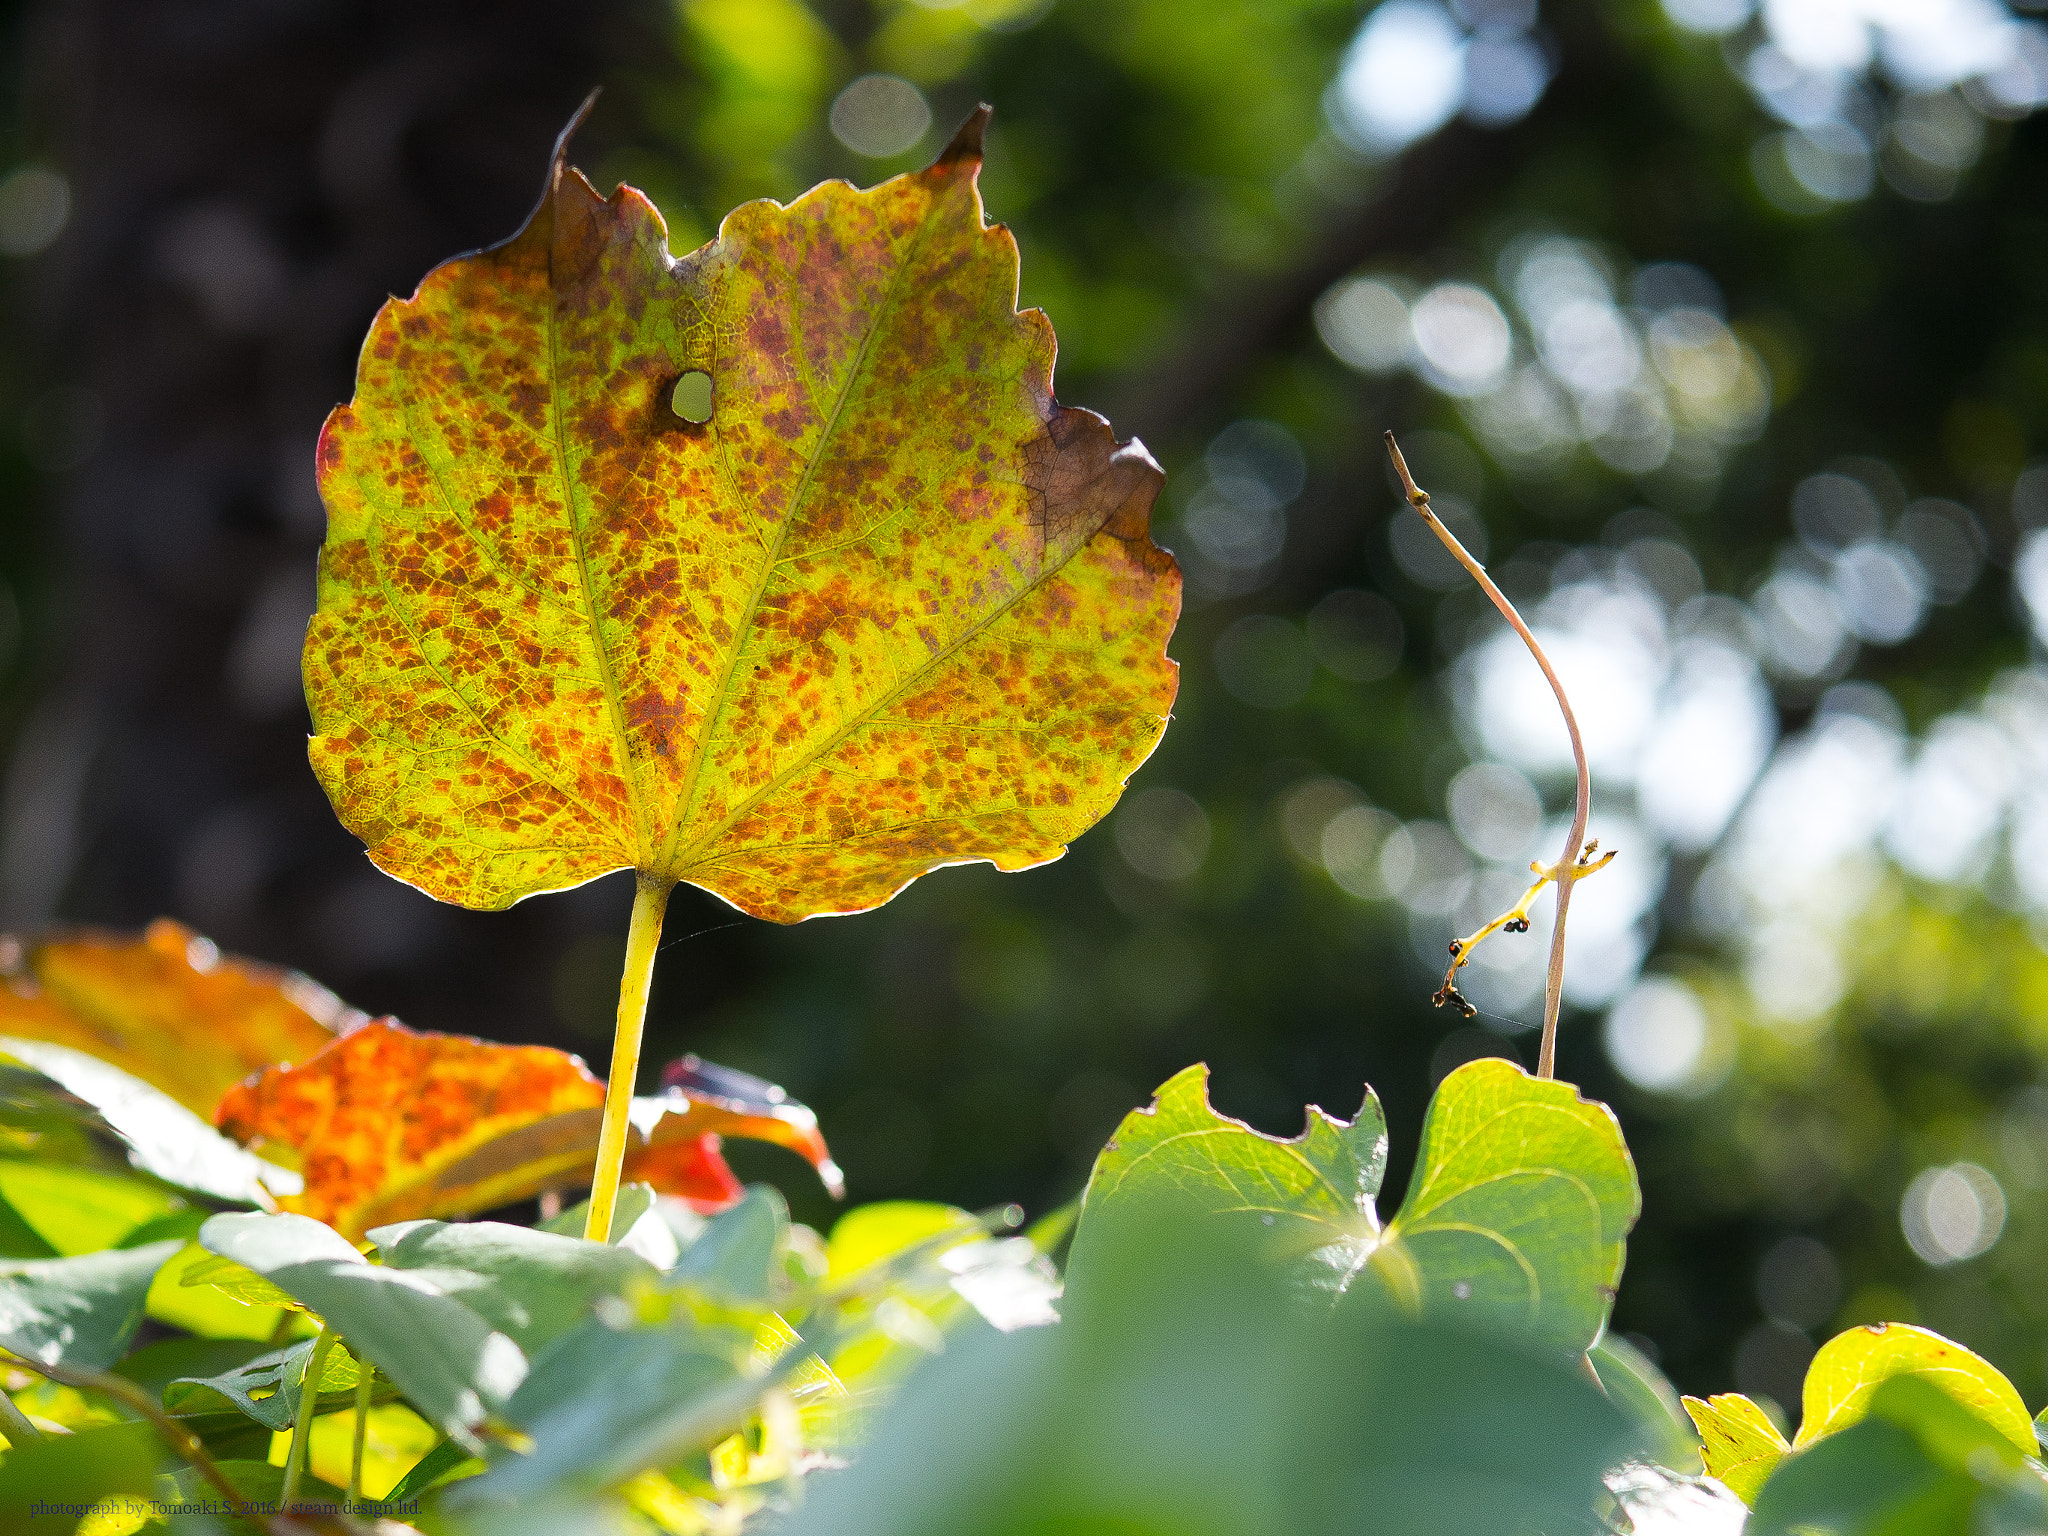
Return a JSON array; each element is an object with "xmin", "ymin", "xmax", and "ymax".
[
  {"xmin": 282, "ymin": 1326, "xmax": 338, "ymax": 1506},
  {"xmin": 586, "ymin": 875, "xmax": 674, "ymax": 1242},
  {"xmin": 0, "ymin": 1382, "xmax": 42, "ymax": 1445},
  {"xmin": 349, "ymin": 1361, "xmax": 374, "ymax": 1500}
]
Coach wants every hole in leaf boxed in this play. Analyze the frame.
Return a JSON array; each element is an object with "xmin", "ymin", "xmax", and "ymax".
[{"xmin": 671, "ymin": 370, "xmax": 714, "ymax": 424}]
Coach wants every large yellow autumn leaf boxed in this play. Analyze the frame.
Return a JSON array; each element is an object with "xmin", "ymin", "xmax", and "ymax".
[{"xmin": 306, "ymin": 107, "xmax": 1180, "ymax": 919}]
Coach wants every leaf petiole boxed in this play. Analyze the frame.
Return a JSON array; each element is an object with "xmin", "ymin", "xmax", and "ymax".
[
  {"xmin": 586, "ymin": 875, "xmax": 675, "ymax": 1242},
  {"xmin": 350, "ymin": 1360, "xmax": 374, "ymax": 1501},
  {"xmin": 280, "ymin": 1324, "xmax": 338, "ymax": 1506},
  {"xmin": 0, "ymin": 1381, "xmax": 42, "ymax": 1445}
]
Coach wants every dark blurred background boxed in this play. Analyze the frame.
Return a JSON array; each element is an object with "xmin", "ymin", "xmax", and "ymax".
[{"xmin": 1, "ymin": 0, "xmax": 2046, "ymax": 1420}]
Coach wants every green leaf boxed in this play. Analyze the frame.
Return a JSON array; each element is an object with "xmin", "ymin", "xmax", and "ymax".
[
  {"xmin": 1072, "ymin": 1058, "xmax": 1637, "ymax": 1356},
  {"xmin": 1591, "ymin": 1331, "xmax": 1701, "ymax": 1474},
  {"xmin": 112, "ymin": 1335, "xmax": 272, "ymax": 1399},
  {"xmin": 0, "ymin": 1239, "xmax": 183, "ymax": 1369},
  {"xmin": 781, "ymin": 1199, "xmax": 1645, "ymax": 1536},
  {"xmin": 0, "ymin": 1160, "xmax": 181, "ymax": 1255},
  {"xmin": 1683, "ymin": 1390, "xmax": 1789, "ymax": 1504},
  {"xmin": 385, "ymin": 1433, "xmax": 485, "ymax": 1500},
  {"xmin": 1749, "ymin": 1376, "xmax": 2047, "ymax": 1536},
  {"xmin": 453, "ymin": 1316, "xmax": 751, "ymax": 1502},
  {"xmin": 179, "ymin": 1249, "xmax": 311, "ymax": 1312},
  {"xmin": 1795, "ymin": 1321, "xmax": 2034, "ymax": 1455},
  {"xmin": 1072, "ymin": 1062, "xmax": 1386, "ymax": 1283},
  {"xmin": 143, "ymin": 1239, "xmax": 290, "ymax": 1342},
  {"xmin": 199, "ymin": 1211, "xmax": 526, "ymax": 1446},
  {"xmin": 1376, "ymin": 1058, "xmax": 1638, "ymax": 1355},
  {"xmin": 1750, "ymin": 1413, "xmax": 1967, "ymax": 1536},
  {"xmin": 368, "ymin": 1218, "xmax": 659, "ymax": 1353},
  {"xmin": 825, "ymin": 1201, "xmax": 985, "ymax": 1280},
  {"xmin": 668, "ymin": 1185, "xmax": 788, "ymax": 1302},
  {"xmin": 0, "ymin": 1190, "xmax": 53, "ymax": 1259},
  {"xmin": 162, "ymin": 1335, "xmax": 363, "ymax": 1432},
  {"xmin": 0, "ymin": 1038, "xmax": 290, "ymax": 1205},
  {"xmin": 0, "ymin": 1420, "xmax": 161, "ymax": 1535}
]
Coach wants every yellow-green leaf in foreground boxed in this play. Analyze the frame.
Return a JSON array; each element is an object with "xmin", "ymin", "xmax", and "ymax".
[
  {"xmin": 1073, "ymin": 1058, "xmax": 1638, "ymax": 1356},
  {"xmin": 1794, "ymin": 1321, "xmax": 2033, "ymax": 1455},
  {"xmin": 1682, "ymin": 1322, "xmax": 2032, "ymax": 1509},
  {"xmin": 306, "ymin": 106, "xmax": 1179, "ymax": 919},
  {"xmin": 1682, "ymin": 1392, "xmax": 1789, "ymax": 1504}
]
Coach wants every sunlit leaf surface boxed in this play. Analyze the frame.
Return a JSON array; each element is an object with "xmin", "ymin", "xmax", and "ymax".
[
  {"xmin": 1074, "ymin": 1059, "xmax": 1636, "ymax": 1355},
  {"xmin": 1074, "ymin": 1062, "xmax": 1386, "ymax": 1276},
  {"xmin": 0, "ymin": 1240, "xmax": 183, "ymax": 1370},
  {"xmin": 0, "ymin": 920, "xmax": 347, "ymax": 1118},
  {"xmin": 215, "ymin": 1020, "xmax": 838, "ymax": 1237},
  {"xmin": 0, "ymin": 1042, "xmax": 295, "ymax": 1206},
  {"xmin": 161, "ymin": 1333, "xmax": 363, "ymax": 1431},
  {"xmin": 1749, "ymin": 1375, "xmax": 2048, "ymax": 1535},
  {"xmin": 1379, "ymin": 1059, "xmax": 1639, "ymax": 1356},
  {"xmin": 1794, "ymin": 1321, "xmax": 2033, "ymax": 1455},
  {"xmin": 199, "ymin": 1210, "xmax": 526, "ymax": 1445},
  {"xmin": 1682, "ymin": 1391, "xmax": 1789, "ymax": 1505},
  {"xmin": 366, "ymin": 1218, "xmax": 659, "ymax": 1353},
  {"xmin": 306, "ymin": 108, "xmax": 1179, "ymax": 919}
]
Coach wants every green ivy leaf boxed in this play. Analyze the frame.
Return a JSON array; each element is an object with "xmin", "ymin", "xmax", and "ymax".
[
  {"xmin": 1683, "ymin": 1390, "xmax": 1789, "ymax": 1504},
  {"xmin": 1795, "ymin": 1321, "xmax": 2033, "ymax": 1455},
  {"xmin": 0, "ymin": 1239, "xmax": 183, "ymax": 1369},
  {"xmin": 198, "ymin": 1211, "xmax": 525, "ymax": 1447},
  {"xmin": 781, "ymin": 1199, "xmax": 1645, "ymax": 1536},
  {"xmin": 367, "ymin": 1218, "xmax": 658, "ymax": 1354},
  {"xmin": 1377, "ymin": 1058, "xmax": 1638, "ymax": 1355},
  {"xmin": 1071, "ymin": 1062, "xmax": 1386, "ymax": 1284},
  {"xmin": 1073, "ymin": 1058, "xmax": 1637, "ymax": 1356}
]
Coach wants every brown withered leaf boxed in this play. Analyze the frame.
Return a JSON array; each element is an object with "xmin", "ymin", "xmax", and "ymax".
[
  {"xmin": 215, "ymin": 1020, "xmax": 838, "ymax": 1238},
  {"xmin": 0, "ymin": 919, "xmax": 355, "ymax": 1119}
]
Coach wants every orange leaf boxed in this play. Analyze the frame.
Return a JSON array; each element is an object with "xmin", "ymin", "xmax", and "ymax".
[
  {"xmin": 629, "ymin": 1136, "xmax": 744, "ymax": 1214},
  {"xmin": 0, "ymin": 919, "xmax": 352, "ymax": 1118},
  {"xmin": 215, "ymin": 1020, "xmax": 837, "ymax": 1238},
  {"xmin": 650, "ymin": 1054, "xmax": 842, "ymax": 1199}
]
